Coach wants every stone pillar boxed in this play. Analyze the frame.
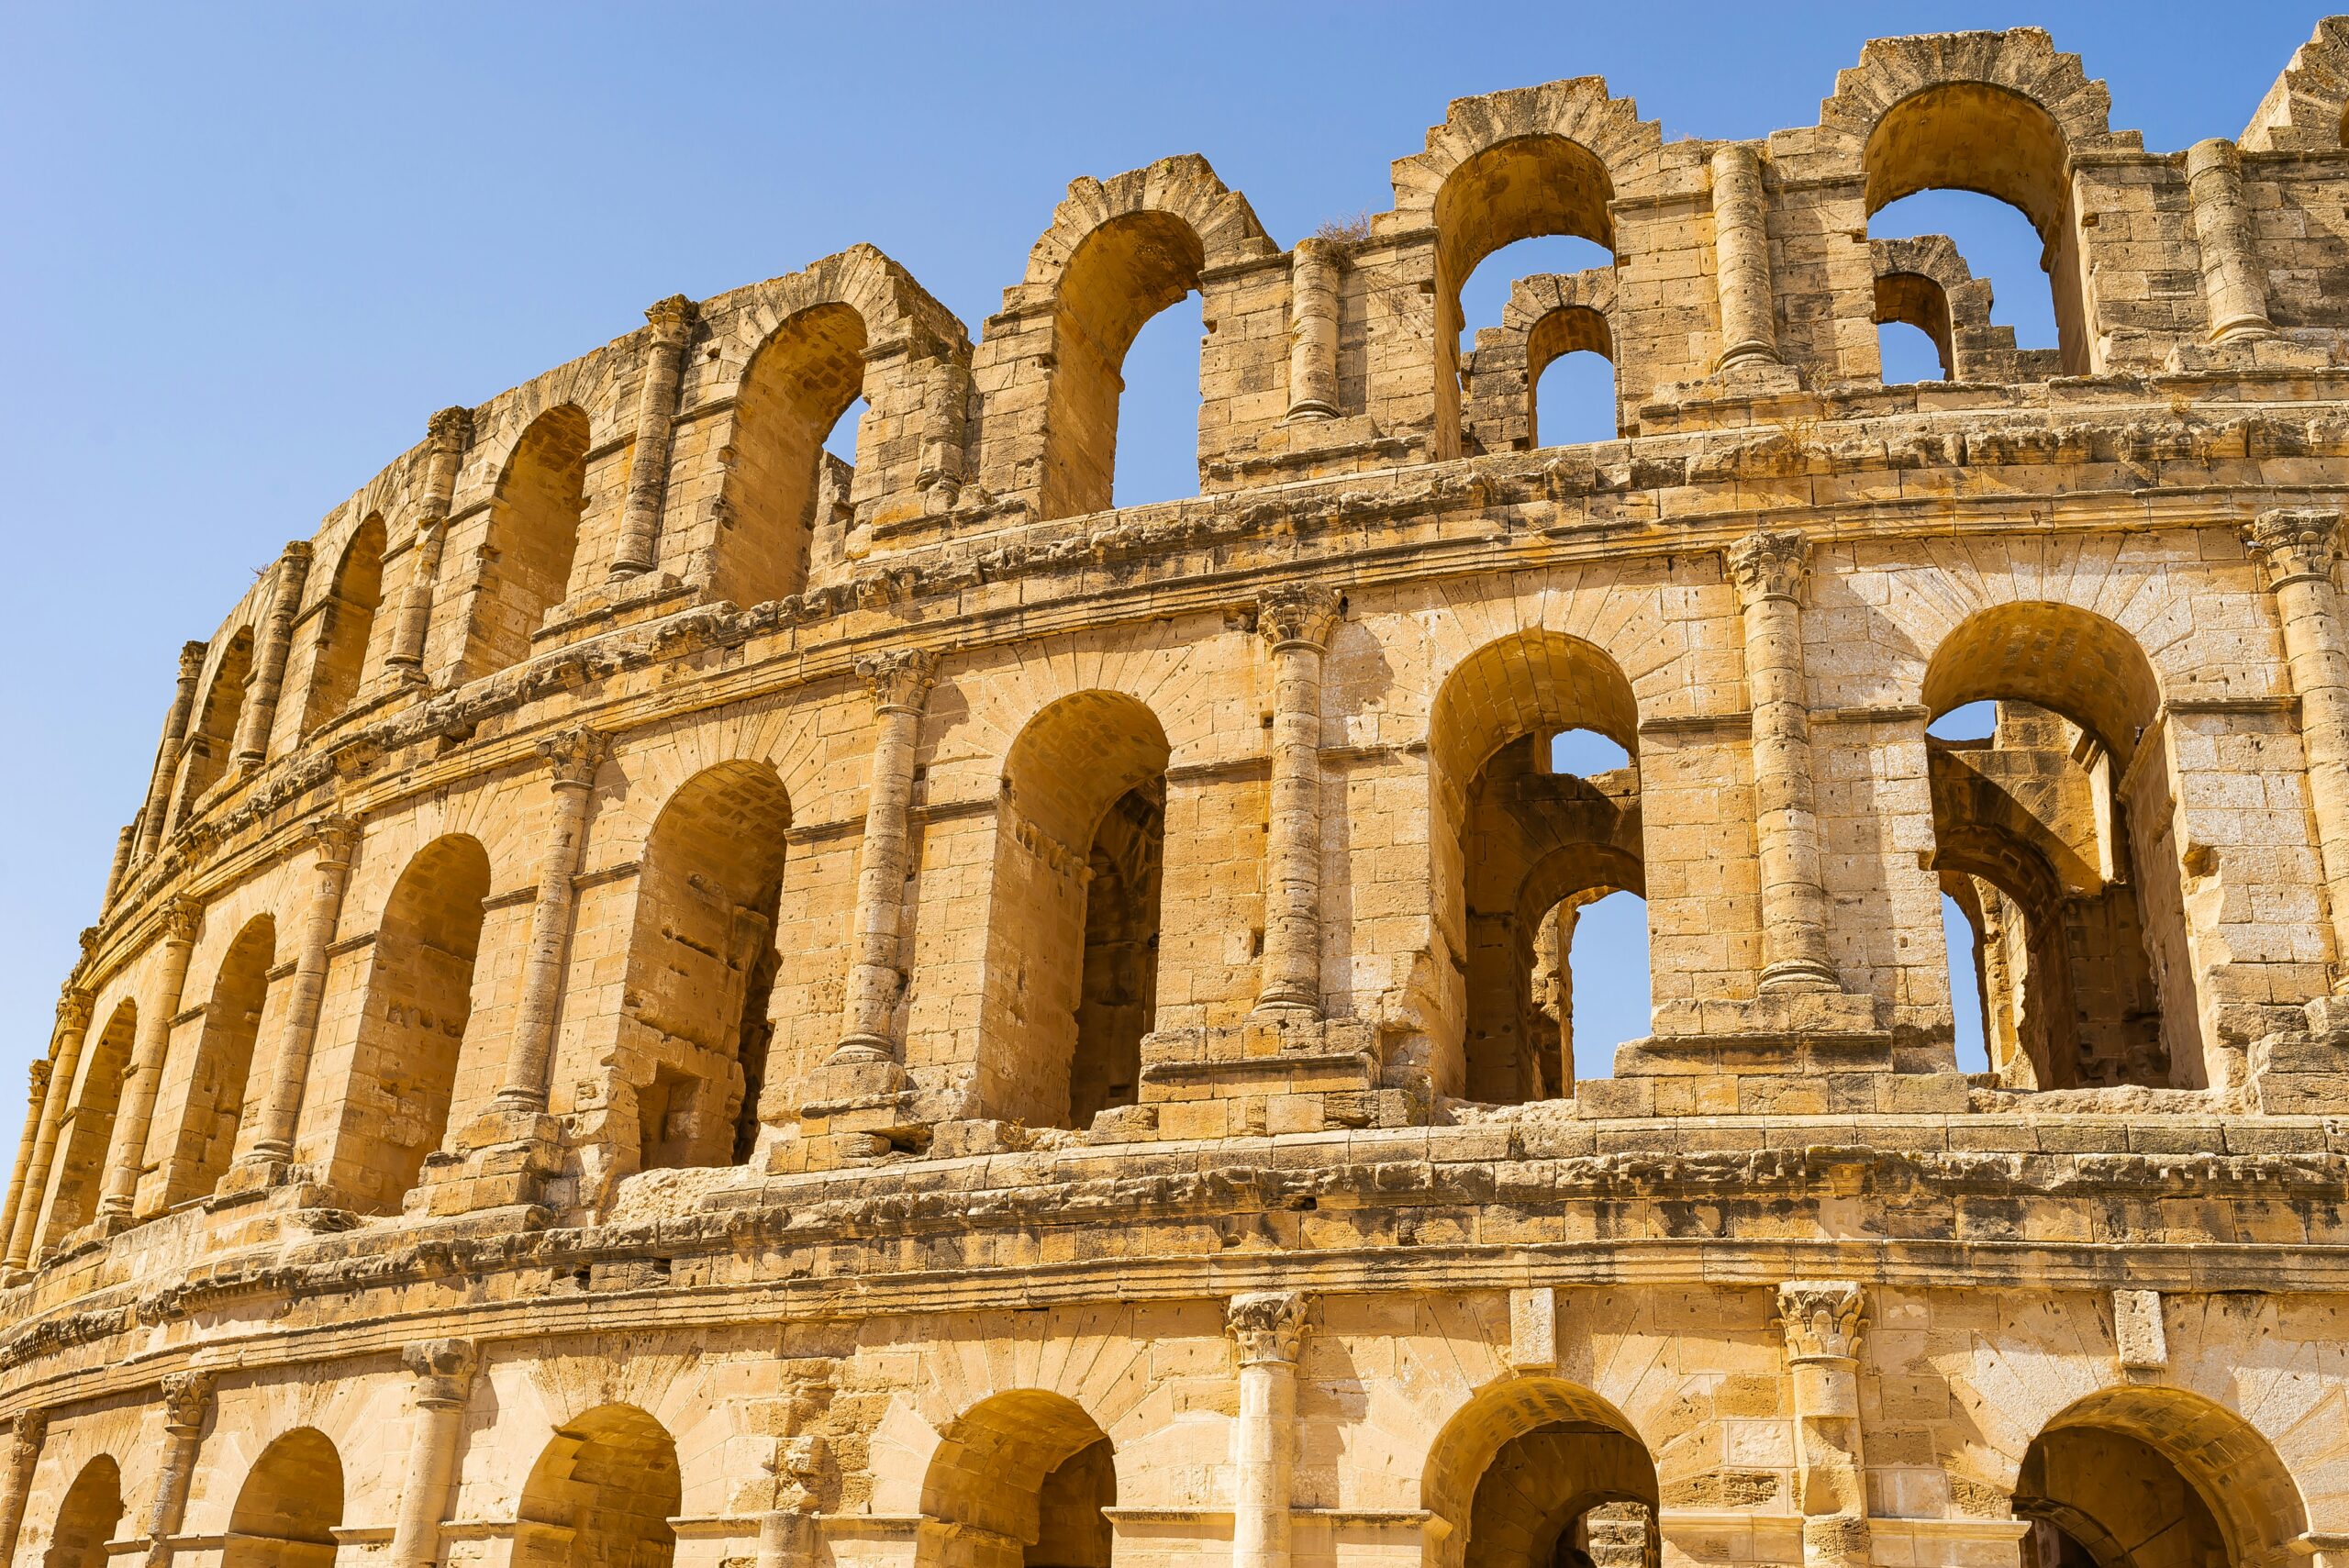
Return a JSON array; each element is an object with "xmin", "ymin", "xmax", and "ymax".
[
  {"xmin": 1253, "ymin": 586, "xmax": 1341, "ymax": 1018},
  {"xmin": 97, "ymin": 898, "xmax": 204, "ymax": 1227},
  {"xmin": 833, "ymin": 651, "xmax": 940, "ymax": 1064},
  {"xmin": 6, "ymin": 988, "xmax": 91, "ymax": 1269},
  {"xmin": 0, "ymin": 1060, "xmax": 52, "ymax": 1262},
  {"xmin": 1777, "ymin": 1281, "xmax": 1870, "ymax": 1568},
  {"xmin": 1227, "ymin": 1292, "xmax": 1308, "ymax": 1568},
  {"xmin": 609, "ymin": 295, "xmax": 698, "ymax": 579},
  {"xmin": 0, "ymin": 1409, "xmax": 47, "ymax": 1568},
  {"xmin": 385, "ymin": 406, "xmax": 474, "ymax": 680},
  {"xmin": 384, "ymin": 1339, "xmax": 477, "ymax": 1568},
  {"xmin": 1286, "ymin": 239, "xmax": 1342, "ymax": 420},
  {"xmin": 756, "ymin": 1437, "xmax": 822, "ymax": 1568},
  {"xmin": 916, "ymin": 356, "xmax": 972, "ymax": 495},
  {"xmin": 1711, "ymin": 143, "xmax": 1782, "ymax": 372},
  {"xmin": 492, "ymin": 729, "xmax": 609, "ymax": 1112},
  {"xmin": 141, "ymin": 1372, "xmax": 214, "ymax": 1568},
  {"xmin": 2246, "ymin": 506, "xmax": 2349, "ymax": 984},
  {"xmin": 2187, "ymin": 138, "xmax": 2276, "ymax": 344},
  {"xmin": 231, "ymin": 541, "xmax": 315, "ymax": 767},
  {"xmin": 105, "ymin": 825, "xmax": 137, "ymax": 908},
  {"xmin": 132, "ymin": 643, "xmax": 208, "ymax": 864},
  {"xmin": 1726, "ymin": 529, "xmax": 1837, "ymax": 992},
  {"xmin": 241, "ymin": 816, "xmax": 361, "ymax": 1173}
]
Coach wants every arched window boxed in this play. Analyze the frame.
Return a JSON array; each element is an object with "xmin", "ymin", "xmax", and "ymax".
[
  {"xmin": 623, "ymin": 762, "xmax": 791, "ymax": 1173},
  {"xmin": 42, "ymin": 1457, "xmax": 123, "ymax": 1568},
  {"xmin": 172, "ymin": 628, "xmax": 254, "ymax": 828},
  {"xmin": 37, "ymin": 1000, "xmax": 136, "ymax": 1250},
  {"xmin": 160, "ymin": 913, "xmax": 274, "ymax": 1203},
  {"xmin": 984, "ymin": 693, "xmax": 1170, "ymax": 1129},
  {"xmin": 337, "ymin": 835, "xmax": 490, "ymax": 1212},
  {"xmin": 723, "ymin": 305, "xmax": 869, "ymax": 606},
  {"xmin": 518, "ymin": 1406, "xmax": 679, "ymax": 1568},
  {"xmin": 1525, "ymin": 304, "xmax": 1616, "ymax": 447},
  {"xmin": 918, "ymin": 1392, "xmax": 1115, "ymax": 1568},
  {"xmin": 302, "ymin": 514, "xmax": 385, "ymax": 732},
  {"xmin": 466, "ymin": 405, "xmax": 589, "ymax": 679},
  {"xmin": 222, "ymin": 1429, "xmax": 342, "ymax": 1568},
  {"xmin": 1875, "ymin": 272, "xmax": 1954, "ymax": 382}
]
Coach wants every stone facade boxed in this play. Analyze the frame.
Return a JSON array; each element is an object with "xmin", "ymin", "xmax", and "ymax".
[{"xmin": 12, "ymin": 24, "xmax": 2349, "ymax": 1568}]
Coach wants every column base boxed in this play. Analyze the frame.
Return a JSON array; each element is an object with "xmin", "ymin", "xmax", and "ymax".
[
  {"xmin": 1106, "ymin": 1016, "xmax": 1419, "ymax": 1140},
  {"xmin": 1574, "ymin": 990, "xmax": 1967, "ymax": 1118},
  {"xmin": 400, "ymin": 1109, "xmax": 570, "ymax": 1218}
]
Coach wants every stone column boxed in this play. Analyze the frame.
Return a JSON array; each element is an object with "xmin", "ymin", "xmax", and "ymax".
[
  {"xmin": 1286, "ymin": 239, "xmax": 1342, "ymax": 420},
  {"xmin": 756, "ymin": 1437, "xmax": 822, "ymax": 1568},
  {"xmin": 6, "ymin": 988, "xmax": 91, "ymax": 1269},
  {"xmin": 96, "ymin": 897, "xmax": 203, "ymax": 1227},
  {"xmin": 1253, "ymin": 586, "xmax": 1341, "ymax": 1018},
  {"xmin": 916, "ymin": 356, "xmax": 972, "ymax": 496},
  {"xmin": 105, "ymin": 825, "xmax": 137, "ymax": 908},
  {"xmin": 141, "ymin": 1372, "xmax": 214, "ymax": 1568},
  {"xmin": 1711, "ymin": 143, "xmax": 1782, "ymax": 372},
  {"xmin": 1726, "ymin": 529, "xmax": 1837, "ymax": 992},
  {"xmin": 1227, "ymin": 1292, "xmax": 1308, "ymax": 1568},
  {"xmin": 384, "ymin": 1339, "xmax": 477, "ymax": 1568},
  {"xmin": 1777, "ymin": 1281, "xmax": 1870, "ymax": 1568},
  {"xmin": 231, "ymin": 541, "xmax": 315, "ymax": 767},
  {"xmin": 493, "ymin": 729, "xmax": 609, "ymax": 1112},
  {"xmin": 2246, "ymin": 507, "xmax": 2349, "ymax": 983},
  {"xmin": 609, "ymin": 295, "xmax": 699, "ymax": 579},
  {"xmin": 385, "ymin": 406, "xmax": 474, "ymax": 680},
  {"xmin": 240, "ymin": 816, "xmax": 361, "ymax": 1173},
  {"xmin": 833, "ymin": 651, "xmax": 940, "ymax": 1064},
  {"xmin": 0, "ymin": 1409, "xmax": 47, "ymax": 1568},
  {"xmin": 2187, "ymin": 138, "xmax": 2276, "ymax": 344},
  {"xmin": 132, "ymin": 643, "xmax": 209, "ymax": 864},
  {"xmin": 0, "ymin": 1060, "xmax": 52, "ymax": 1262}
]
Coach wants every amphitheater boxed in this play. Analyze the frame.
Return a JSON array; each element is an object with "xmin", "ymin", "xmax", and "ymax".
[{"xmin": 25, "ymin": 21, "xmax": 2349, "ymax": 1568}]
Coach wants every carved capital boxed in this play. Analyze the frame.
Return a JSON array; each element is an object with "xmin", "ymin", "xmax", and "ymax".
[
  {"xmin": 402, "ymin": 1337, "xmax": 478, "ymax": 1407},
  {"xmin": 1776, "ymin": 1279, "xmax": 1865, "ymax": 1362},
  {"xmin": 57, "ymin": 984, "xmax": 93, "ymax": 1035},
  {"xmin": 1256, "ymin": 584, "xmax": 1342, "ymax": 652},
  {"xmin": 161, "ymin": 896, "xmax": 204, "ymax": 947},
  {"xmin": 537, "ymin": 728, "xmax": 612, "ymax": 790},
  {"xmin": 2246, "ymin": 506, "xmax": 2343, "ymax": 589},
  {"xmin": 77, "ymin": 927, "xmax": 100, "ymax": 964},
  {"xmin": 279, "ymin": 539, "xmax": 316, "ymax": 573},
  {"xmin": 177, "ymin": 641, "xmax": 210, "ymax": 683},
  {"xmin": 852, "ymin": 649, "xmax": 941, "ymax": 715},
  {"xmin": 25, "ymin": 1061, "xmax": 50, "ymax": 1104},
  {"xmin": 427, "ymin": 406, "xmax": 473, "ymax": 450},
  {"xmin": 644, "ymin": 294, "xmax": 699, "ymax": 346},
  {"xmin": 159, "ymin": 1370, "xmax": 216, "ymax": 1431},
  {"xmin": 306, "ymin": 814, "xmax": 362, "ymax": 865},
  {"xmin": 8, "ymin": 1408, "xmax": 46, "ymax": 1461},
  {"xmin": 1725, "ymin": 528, "xmax": 1811, "ymax": 607},
  {"xmin": 1226, "ymin": 1290, "xmax": 1308, "ymax": 1364}
]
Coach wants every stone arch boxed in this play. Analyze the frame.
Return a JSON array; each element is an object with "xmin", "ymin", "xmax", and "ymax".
[
  {"xmin": 619, "ymin": 760, "xmax": 793, "ymax": 1173},
  {"xmin": 39, "ymin": 999, "xmax": 137, "ymax": 1250},
  {"xmin": 301, "ymin": 512, "xmax": 385, "ymax": 733},
  {"xmin": 2016, "ymin": 1385, "xmax": 2308, "ymax": 1568},
  {"xmin": 42, "ymin": 1455, "xmax": 123, "ymax": 1568},
  {"xmin": 1427, "ymin": 630, "xmax": 1645, "ymax": 1102},
  {"xmin": 516, "ymin": 1402, "xmax": 681, "ymax": 1568},
  {"xmin": 173, "ymin": 626, "xmax": 254, "ymax": 828},
  {"xmin": 1419, "ymin": 1375, "xmax": 1658, "ymax": 1568},
  {"xmin": 1463, "ymin": 270, "xmax": 1619, "ymax": 455},
  {"xmin": 1016, "ymin": 156, "xmax": 1273, "ymax": 520},
  {"xmin": 722, "ymin": 303, "xmax": 867, "ymax": 606},
  {"xmin": 334, "ymin": 833, "xmax": 491, "ymax": 1213},
  {"xmin": 222, "ymin": 1428, "xmax": 343, "ymax": 1568},
  {"xmin": 465, "ymin": 403, "xmax": 590, "ymax": 680},
  {"xmin": 917, "ymin": 1391, "xmax": 1116, "ymax": 1568},
  {"xmin": 1868, "ymin": 231, "xmax": 2065, "ymax": 385},
  {"xmin": 2241, "ymin": 17, "xmax": 2349, "ymax": 153},
  {"xmin": 161, "ymin": 912, "xmax": 275, "ymax": 1203},
  {"xmin": 980, "ymin": 691, "xmax": 1171, "ymax": 1129}
]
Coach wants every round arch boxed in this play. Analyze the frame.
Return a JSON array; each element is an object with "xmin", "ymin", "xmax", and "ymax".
[
  {"xmin": 166, "ymin": 911, "xmax": 276, "ymax": 1203},
  {"xmin": 222, "ymin": 1428, "xmax": 343, "ymax": 1568},
  {"xmin": 724, "ymin": 303, "xmax": 870, "ymax": 606},
  {"xmin": 301, "ymin": 513, "xmax": 387, "ymax": 734},
  {"xmin": 467, "ymin": 403, "xmax": 590, "ymax": 680},
  {"xmin": 42, "ymin": 1455, "xmax": 123, "ymax": 1568},
  {"xmin": 1419, "ymin": 1375, "xmax": 1658, "ymax": 1568},
  {"xmin": 917, "ymin": 1390, "xmax": 1116, "ymax": 1568},
  {"xmin": 1920, "ymin": 602, "xmax": 2162, "ymax": 769},
  {"xmin": 517, "ymin": 1403, "xmax": 681, "ymax": 1568}
]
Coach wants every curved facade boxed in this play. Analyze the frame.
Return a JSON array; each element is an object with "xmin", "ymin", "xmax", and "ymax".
[{"xmin": 10, "ymin": 24, "xmax": 2349, "ymax": 1568}]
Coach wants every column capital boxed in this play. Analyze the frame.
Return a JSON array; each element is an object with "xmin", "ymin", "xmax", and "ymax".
[
  {"xmin": 177, "ymin": 641, "xmax": 210, "ymax": 682},
  {"xmin": 1291, "ymin": 234, "xmax": 1345, "ymax": 268},
  {"xmin": 57, "ymin": 984, "xmax": 93, "ymax": 1034},
  {"xmin": 277, "ymin": 539, "xmax": 316, "ymax": 573},
  {"xmin": 644, "ymin": 294, "xmax": 699, "ymax": 346},
  {"xmin": 24, "ymin": 1062, "xmax": 49, "ymax": 1103},
  {"xmin": 158, "ymin": 1370, "xmax": 216, "ymax": 1433},
  {"xmin": 536, "ymin": 728, "xmax": 611, "ymax": 791},
  {"xmin": 1256, "ymin": 584, "xmax": 1342, "ymax": 651},
  {"xmin": 1776, "ymin": 1279, "xmax": 1865, "ymax": 1362},
  {"xmin": 2247, "ymin": 506, "xmax": 2343, "ymax": 589},
  {"xmin": 852, "ymin": 648, "xmax": 941, "ymax": 715},
  {"xmin": 306, "ymin": 814, "xmax": 362, "ymax": 865},
  {"xmin": 426, "ymin": 406, "xmax": 473, "ymax": 451},
  {"xmin": 1725, "ymin": 528, "xmax": 1811, "ymax": 607},
  {"xmin": 7, "ymin": 1409, "xmax": 45, "ymax": 1459},
  {"xmin": 2186, "ymin": 135, "xmax": 2243, "ymax": 182},
  {"xmin": 1226, "ymin": 1290, "xmax": 1309, "ymax": 1364},
  {"xmin": 401, "ymin": 1337, "xmax": 478, "ymax": 1407},
  {"xmin": 161, "ymin": 896, "xmax": 204, "ymax": 947}
]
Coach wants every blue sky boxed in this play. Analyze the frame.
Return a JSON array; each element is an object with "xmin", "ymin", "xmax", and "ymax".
[{"xmin": 0, "ymin": 2, "xmax": 2325, "ymax": 1106}]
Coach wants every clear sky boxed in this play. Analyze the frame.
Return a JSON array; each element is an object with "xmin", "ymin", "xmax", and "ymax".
[{"xmin": 0, "ymin": 2, "xmax": 2326, "ymax": 1119}]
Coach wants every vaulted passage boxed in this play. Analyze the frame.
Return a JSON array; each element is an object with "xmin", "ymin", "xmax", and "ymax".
[
  {"xmin": 920, "ymin": 1392, "xmax": 1115, "ymax": 1568},
  {"xmin": 161, "ymin": 913, "xmax": 275, "ymax": 1202},
  {"xmin": 1423, "ymin": 1379, "xmax": 1659, "ymax": 1568},
  {"xmin": 38, "ymin": 1000, "xmax": 137, "ymax": 1251},
  {"xmin": 517, "ymin": 1404, "xmax": 681, "ymax": 1568},
  {"xmin": 722, "ymin": 304, "xmax": 869, "ymax": 606},
  {"xmin": 301, "ymin": 513, "xmax": 385, "ymax": 732},
  {"xmin": 467, "ymin": 404, "xmax": 590, "ymax": 680},
  {"xmin": 42, "ymin": 1456, "xmax": 122, "ymax": 1568},
  {"xmin": 222, "ymin": 1429, "xmax": 343, "ymax": 1568}
]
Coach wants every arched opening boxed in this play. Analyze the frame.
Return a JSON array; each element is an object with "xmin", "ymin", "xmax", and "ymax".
[
  {"xmin": 38, "ymin": 1000, "xmax": 137, "ymax": 1250},
  {"xmin": 1041, "ymin": 211, "xmax": 1207, "ymax": 520},
  {"xmin": 2014, "ymin": 1385, "xmax": 2308, "ymax": 1568},
  {"xmin": 1526, "ymin": 301, "xmax": 1617, "ymax": 447},
  {"xmin": 1863, "ymin": 84, "xmax": 2084, "ymax": 374},
  {"xmin": 173, "ymin": 628, "xmax": 255, "ymax": 827},
  {"xmin": 1875, "ymin": 272, "xmax": 1954, "ymax": 381},
  {"xmin": 621, "ymin": 762, "xmax": 791, "ymax": 1173},
  {"xmin": 468, "ymin": 404, "xmax": 590, "ymax": 679},
  {"xmin": 222, "ymin": 1429, "xmax": 343, "ymax": 1568},
  {"xmin": 1433, "ymin": 136, "xmax": 1616, "ymax": 453},
  {"xmin": 1109, "ymin": 287, "xmax": 1205, "ymax": 508},
  {"xmin": 722, "ymin": 304, "xmax": 869, "ymax": 606},
  {"xmin": 42, "ymin": 1457, "xmax": 123, "ymax": 1568},
  {"xmin": 1431, "ymin": 634, "xmax": 1645, "ymax": 1104},
  {"xmin": 517, "ymin": 1404, "xmax": 680, "ymax": 1568},
  {"xmin": 918, "ymin": 1391, "xmax": 1115, "ymax": 1568},
  {"xmin": 984, "ymin": 693, "xmax": 1170, "ymax": 1129},
  {"xmin": 302, "ymin": 514, "xmax": 386, "ymax": 732},
  {"xmin": 1421, "ymin": 1378, "xmax": 1660, "ymax": 1568},
  {"xmin": 1921, "ymin": 606, "xmax": 2188, "ymax": 1090},
  {"xmin": 340, "ymin": 835, "xmax": 490, "ymax": 1213},
  {"xmin": 161, "ymin": 913, "xmax": 275, "ymax": 1203}
]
